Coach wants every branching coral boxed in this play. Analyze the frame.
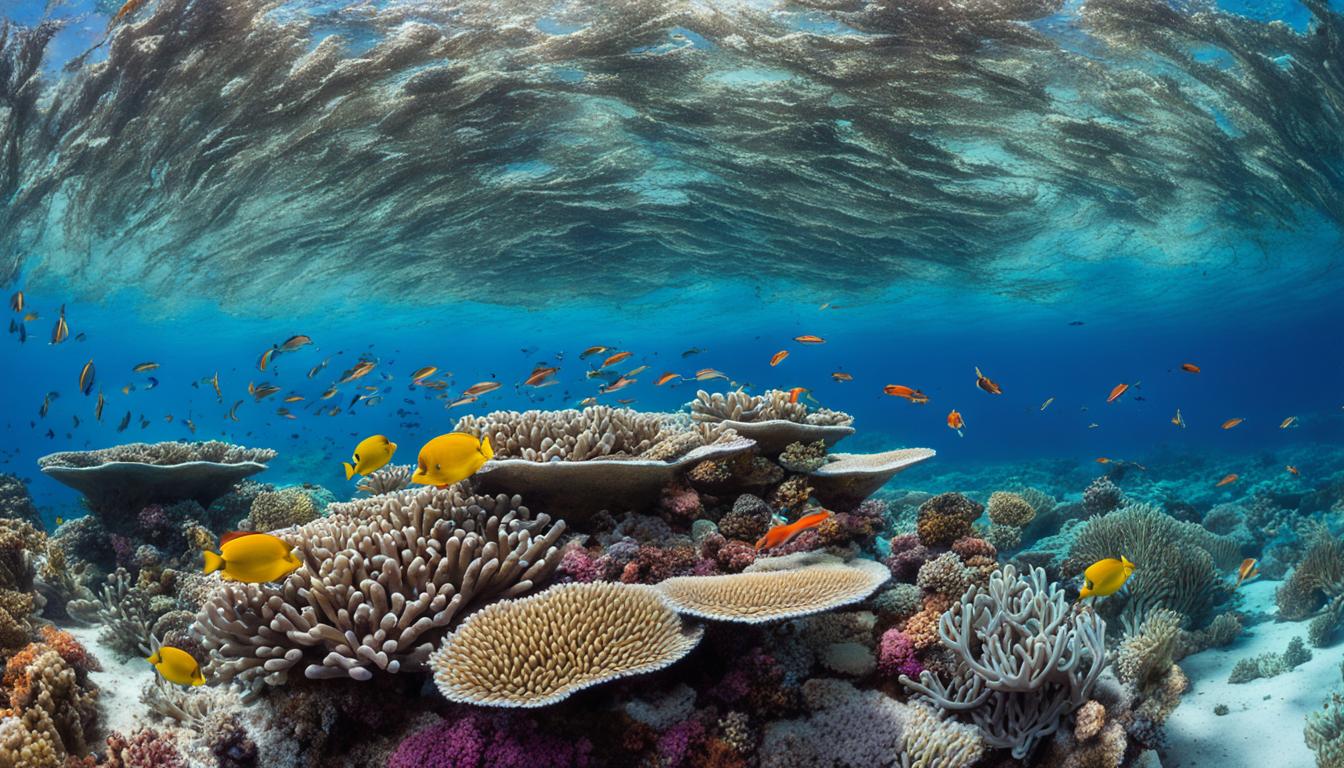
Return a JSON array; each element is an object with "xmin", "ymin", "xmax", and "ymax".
[
  {"xmin": 355, "ymin": 465, "xmax": 413, "ymax": 496},
  {"xmin": 195, "ymin": 485, "xmax": 565, "ymax": 691},
  {"xmin": 901, "ymin": 565, "xmax": 1106, "ymax": 759},
  {"xmin": 66, "ymin": 568, "xmax": 156, "ymax": 657},
  {"xmin": 689, "ymin": 390, "xmax": 853, "ymax": 427},
  {"xmin": 454, "ymin": 406, "xmax": 723, "ymax": 462},
  {"xmin": 1066, "ymin": 502, "xmax": 1233, "ymax": 632},
  {"xmin": 430, "ymin": 582, "xmax": 702, "ymax": 707}
]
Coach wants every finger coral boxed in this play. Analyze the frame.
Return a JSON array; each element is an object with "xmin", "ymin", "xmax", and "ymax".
[
  {"xmin": 195, "ymin": 485, "xmax": 565, "ymax": 691},
  {"xmin": 354, "ymin": 465, "xmax": 413, "ymax": 496},
  {"xmin": 656, "ymin": 554, "xmax": 890, "ymax": 624},
  {"xmin": 901, "ymin": 564, "xmax": 1106, "ymax": 759},
  {"xmin": 429, "ymin": 581, "xmax": 702, "ymax": 707}
]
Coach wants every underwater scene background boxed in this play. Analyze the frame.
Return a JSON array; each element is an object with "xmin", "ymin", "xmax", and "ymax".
[{"xmin": 1, "ymin": 0, "xmax": 1343, "ymax": 765}]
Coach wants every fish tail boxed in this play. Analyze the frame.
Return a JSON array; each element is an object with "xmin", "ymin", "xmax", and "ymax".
[
  {"xmin": 202, "ymin": 550, "xmax": 224, "ymax": 575},
  {"xmin": 480, "ymin": 435, "xmax": 494, "ymax": 461},
  {"xmin": 343, "ymin": 462, "xmax": 355, "ymax": 480}
]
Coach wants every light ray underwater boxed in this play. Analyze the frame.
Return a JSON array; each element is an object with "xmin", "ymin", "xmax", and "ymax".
[{"xmin": 1, "ymin": 0, "xmax": 1343, "ymax": 766}]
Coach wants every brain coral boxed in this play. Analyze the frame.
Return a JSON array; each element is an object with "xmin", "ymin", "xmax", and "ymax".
[
  {"xmin": 916, "ymin": 493, "xmax": 983, "ymax": 547},
  {"xmin": 429, "ymin": 581, "xmax": 702, "ymax": 707},
  {"xmin": 656, "ymin": 553, "xmax": 889, "ymax": 623},
  {"xmin": 987, "ymin": 491, "xmax": 1036, "ymax": 527},
  {"xmin": 195, "ymin": 485, "xmax": 565, "ymax": 691}
]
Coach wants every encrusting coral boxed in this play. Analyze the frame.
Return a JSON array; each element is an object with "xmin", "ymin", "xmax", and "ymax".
[
  {"xmin": 429, "ymin": 581, "xmax": 702, "ymax": 707},
  {"xmin": 655, "ymin": 553, "xmax": 890, "ymax": 624},
  {"xmin": 901, "ymin": 564, "xmax": 1106, "ymax": 759},
  {"xmin": 195, "ymin": 485, "xmax": 566, "ymax": 691}
]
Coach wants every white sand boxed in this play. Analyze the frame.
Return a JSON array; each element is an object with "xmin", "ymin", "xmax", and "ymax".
[
  {"xmin": 1163, "ymin": 581, "xmax": 1329, "ymax": 768},
  {"xmin": 64, "ymin": 623, "xmax": 157, "ymax": 738}
]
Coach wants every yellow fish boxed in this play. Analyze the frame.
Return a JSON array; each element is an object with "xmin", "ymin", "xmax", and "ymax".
[
  {"xmin": 203, "ymin": 532, "xmax": 301, "ymax": 583},
  {"xmin": 411, "ymin": 433, "xmax": 494, "ymax": 488},
  {"xmin": 1078, "ymin": 555, "xmax": 1135, "ymax": 600},
  {"xmin": 146, "ymin": 645, "xmax": 205, "ymax": 686},
  {"xmin": 344, "ymin": 435, "xmax": 397, "ymax": 480}
]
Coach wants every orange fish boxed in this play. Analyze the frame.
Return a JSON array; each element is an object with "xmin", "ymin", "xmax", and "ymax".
[
  {"xmin": 600, "ymin": 351, "xmax": 633, "ymax": 369},
  {"xmin": 1215, "ymin": 473, "xmax": 1238, "ymax": 487},
  {"xmin": 447, "ymin": 395, "xmax": 479, "ymax": 408},
  {"xmin": 831, "ymin": 372, "xmax": 853, "ymax": 382},
  {"xmin": 883, "ymin": 384, "xmax": 928, "ymax": 404},
  {"xmin": 463, "ymin": 381, "xmax": 502, "ymax": 397},
  {"xmin": 694, "ymin": 368, "xmax": 728, "ymax": 382},
  {"xmin": 1180, "ymin": 363, "xmax": 1200, "ymax": 373},
  {"xmin": 1233, "ymin": 558, "xmax": 1259, "ymax": 589},
  {"xmin": 655, "ymin": 372, "xmax": 679, "ymax": 386},
  {"xmin": 338, "ymin": 360, "xmax": 376, "ymax": 384},
  {"xmin": 755, "ymin": 510, "xmax": 831, "ymax": 551},
  {"xmin": 1280, "ymin": 416, "xmax": 1298, "ymax": 429},
  {"xmin": 524, "ymin": 366, "xmax": 559, "ymax": 387},
  {"xmin": 769, "ymin": 350, "xmax": 789, "ymax": 367},
  {"xmin": 258, "ymin": 348, "xmax": 274, "ymax": 372},
  {"xmin": 579, "ymin": 346, "xmax": 608, "ymax": 359},
  {"xmin": 1221, "ymin": 418, "xmax": 1244, "ymax": 430},
  {"xmin": 1287, "ymin": 465, "xmax": 1300, "ymax": 476},
  {"xmin": 600, "ymin": 376, "xmax": 636, "ymax": 394},
  {"xmin": 946, "ymin": 409, "xmax": 964, "ymax": 437},
  {"xmin": 111, "ymin": 0, "xmax": 147, "ymax": 24},
  {"xmin": 794, "ymin": 335, "xmax": 825, "ymax": 344},
  {"xmin": 786, "ymin": 387, "xmax": 808, "ymax": 404},
  {"xmin": 974, "ymin": 366, "xmax": 1001, "ymax": 395},
  {"xmin": 1096, "ymin": 457, "xmax": 1111, "ymax": 464},
  {"xmin": 1106, "ymin": 383, "xmax": 1129, "ymax": 403},
  {"xmin": 411, "ymin": 366, "xmax": 438, "ymax": 382},
  {"xmin": 51, "ymin": 305, "xmax": 69, "ymax": 345},
  {"xmin": 8, "ymin": 291, "xmax": 22, "ymax": 312}
]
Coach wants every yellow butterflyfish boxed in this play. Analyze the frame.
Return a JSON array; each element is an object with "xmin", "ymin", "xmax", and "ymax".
[
  {"xmin": 146, "ymin": 645, "xmax": 205, "ymax": 686},
  {"xmin": 203, "ymin": 531, "xmax": 301, "ymax": 583},
  {"xmin": 343, "ymin": 434, "xmax": 397, "ymax": 480},
  {"xmin": 410, "ymin": 433, "xmax": 493, "ymax": 488},
  {"xmin": 1078, "ymin": 555, "xmax": 1135, "ymax": 600}
]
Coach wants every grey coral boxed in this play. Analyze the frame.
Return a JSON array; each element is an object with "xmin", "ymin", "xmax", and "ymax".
[
  {"xmin": 901, "ymin": 564, "xmax": 1106, "ymax": 759},
  {"xmin": 194, "ymin": 485, "xmax": 565, "ymax": 692}
]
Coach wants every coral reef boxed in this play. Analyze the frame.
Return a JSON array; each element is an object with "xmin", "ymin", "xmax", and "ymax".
[
  {"xmin": 0, "ymin": 628, "xmax": 101, "ymax": 765},
  {"xmin": 1228, "ymin": 636, "xmax": 1312, "ymax": 683},
  {"xmin": 354, "ymin": 465, "xmax": 413, "ymax": 496},
  {"xmin": 243, "ymin": 488, "xmax": 319, "ymax": 532},
  {"xmin": 430, "ymin": 581, "xmax": 702, "ymax": 707},
  {"xmin": 902, "ymin": 564, "xmax": 1105, "ymax": 759},
  {"xmin": 196, "ymin": 485, "xmax": 565, "ymax": 691},
  {"xmin": 915, "ymin": 493, "xmax": 982, "ymax": 548},
  {"xmin": 0, "ymin": 475, "xmax": 40, "ymax": 529}
]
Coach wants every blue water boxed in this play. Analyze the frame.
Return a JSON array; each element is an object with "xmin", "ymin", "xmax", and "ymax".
[{"xmin": 2, "ymin": 0, "xmax": 1343, "ymax": 522}]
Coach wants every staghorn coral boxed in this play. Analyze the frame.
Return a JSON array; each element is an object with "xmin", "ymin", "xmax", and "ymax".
[
  {"xmin": 196, "ymin": 485, "xmax": 565, "ymax": 691},
  {"xmin": 245, "ymin": 488, "xmax": 319, "ymax": 531},
  {"xmin": 915, "ymin": 493, "xmax": 982, "ymax": 548},
  {"xmin": 656, "ymin": 553, "xmax": 889, "ymax": 623},
  {"xmin": 902, "ymin": 564, "xmax": 1106, "ymax": 759},
  {"xmin": 987, "ymin": 491, "xmax": 1036, "ymax": 527},
  {"xmin": 430, "ymin": 581, "xmax": 702, "ymax": 707}
]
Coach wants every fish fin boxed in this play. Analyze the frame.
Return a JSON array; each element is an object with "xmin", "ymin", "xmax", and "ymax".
[
  {"xmin": 1121, "ymin": 555, "xmax": 1134, "ymax": 570},
  {"xmin": 344, "ymin": 462, "xmax": 355, "ymax": 480},
  {"xmin": 218, "ymin": 531, "xmax": 258, "ymax": 547},
  {"xmin": 388, "ymin": 442, "xmax": 397, "ymax": 453},
  {"xmin": 480, "ymin": 435, "xmax": 494, "ymax": 461},
  {"xmin": 202, "ymin": 551, "xmax": 224, "ymax": 575}
]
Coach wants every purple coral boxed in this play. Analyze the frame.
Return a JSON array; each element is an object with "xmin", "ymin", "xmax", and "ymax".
[
  {"xmin": 877, "ymin": 628, "xmax": 923, "ymax": 679},
  {"xmin": 655, "ymin": 719, "xmax": 706, "ymax": 768},
  {"xmin": 557, "ymin": 544, "xmax": 600, "ymax": 583},
  {"xmin": 110, "ymin": 533, "xmax": 134, "ymax": 568},
  {"xmin": 884, "ymin": 534, "xmax": 932, "ymax": 582},
  {"xmin": 659, "ymin": 482, "xmax": 703, "ymax": 521},
  {"xmin": 387, "ymin": 712, "xmax": 591, "ymax": 768}
]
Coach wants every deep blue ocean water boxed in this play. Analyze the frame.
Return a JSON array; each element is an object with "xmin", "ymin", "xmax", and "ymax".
[{"xmin": 1, "ymin": 0, "xmax": 1342, "ymax": 520}]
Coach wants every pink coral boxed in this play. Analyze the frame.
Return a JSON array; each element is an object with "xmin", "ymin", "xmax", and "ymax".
[
  {"xmin": 104, "ymin": 728, "xmax": 186, "ymax": 768},
  {"xmin": 557, "ymin": 544, "xmax": 600, "ymax": 583},
  {"xmin": 884, "ymin": 536, "xmax": 932, "ymax": 582},
  {"xmin": 656, "ymin": 719, "xmax": 706, "ymax": 768},
  {"xmin": 950, "ymin": 535, "xmax": 997, "ymax": 561},
  {"xmin": 877, "ymin": 628, "xmax": 923, "ymax": 678},
  {"xmin": 659, "ymin": 482, "xmax": 703, "ymax": 521},
  {"xmin": 387, "ymin": 712, "xmax": 592, "ymax": 768}
]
